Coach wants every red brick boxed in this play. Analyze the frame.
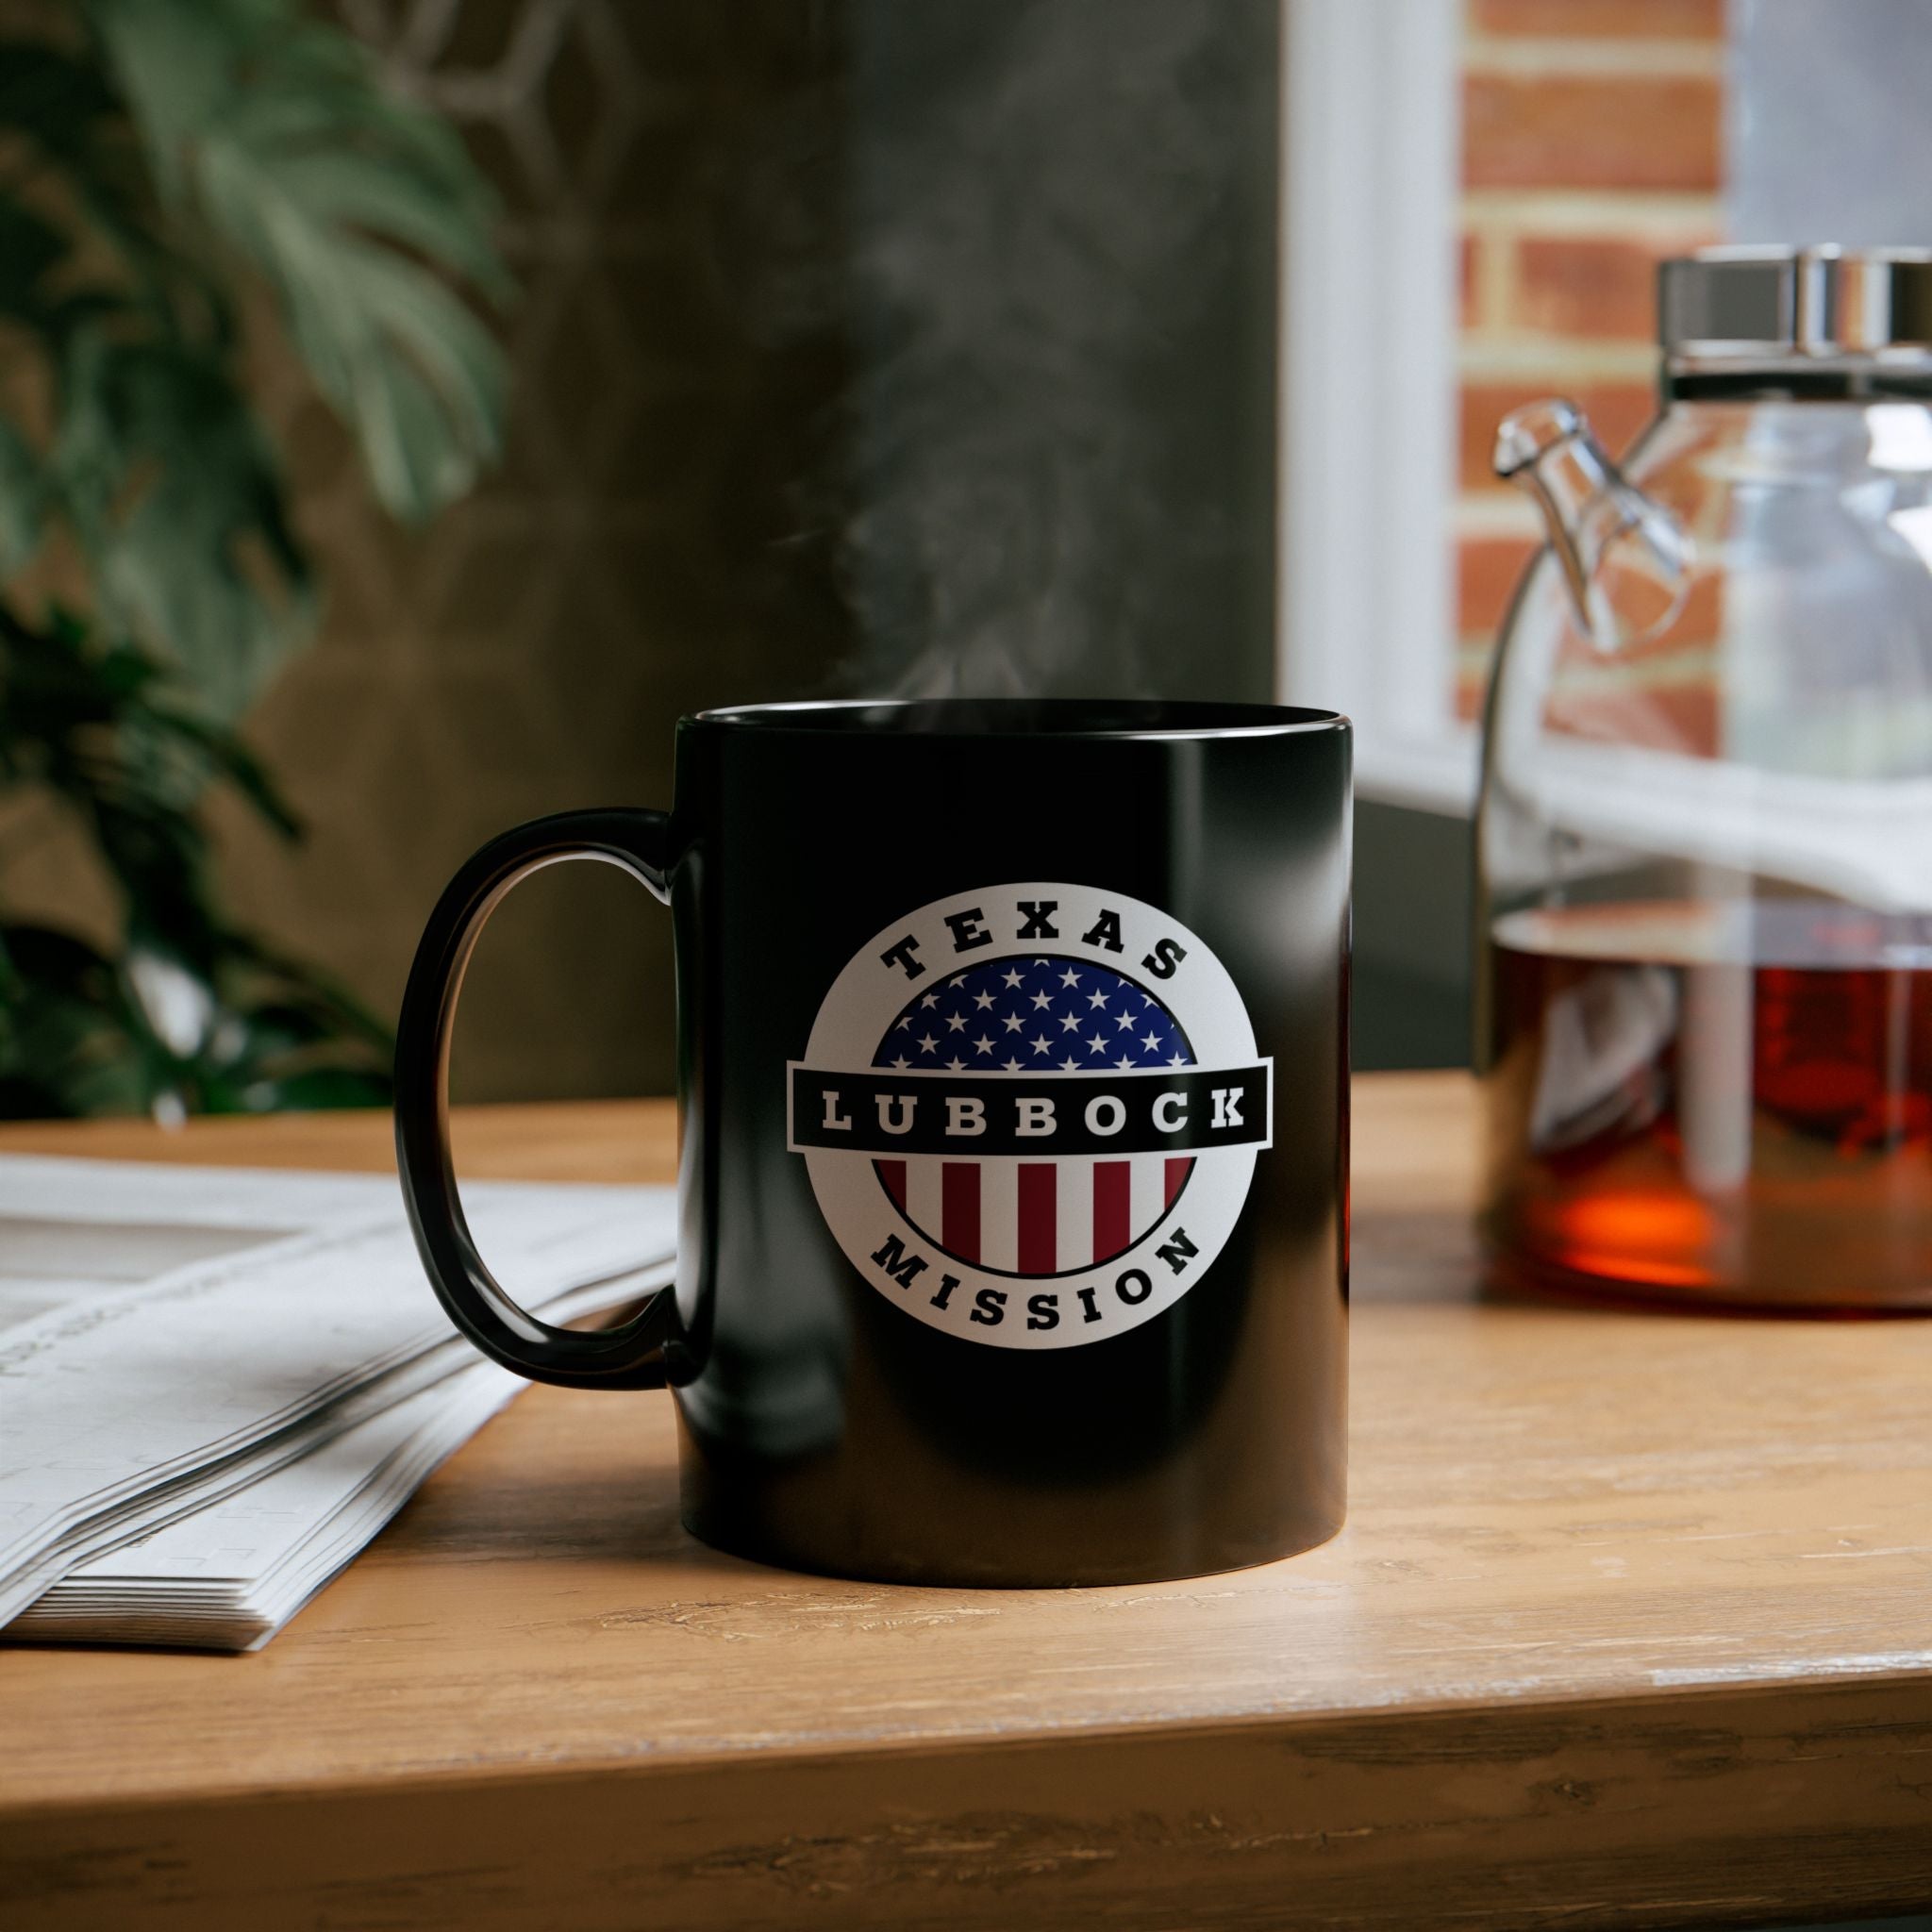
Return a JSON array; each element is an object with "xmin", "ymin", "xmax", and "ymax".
[
  {"xmin": 1474, "ymin": 0, "xmax": 1724, "ymax": 38},
  {"xmin": 1458, "ymin": 534, "xmax": 1540, "ymax": 636},
  {"xmin": 1459, "ymin": 575, "xmax": 1724, "ymax": 740},
  {"xmin": 1461, "ymin": 234, "xmax": 1480, "ymax": 328},
  {"xmin": 1546, "ymin": 680, "xmax": 1719, "ymax": 757},
  {"xmin": 1516, "ymin": 235, "xmax": 1680, "ymax": 341},
  {"xmin": 1459, "ymin": 379, "xmax": 1657, "ymax": 492},
  {"xmin": 1464, "ymin": 74, "xmax": 1722, "ymax": 192},
  {"xmin": 1644, "ymin": 569, "xmax": 1724, "ymax": 651},
  {"xmin": 1669, "ymin": 564, "xmax": 1731, "ymax": 641},
  {"xmin": 1563, "ymin": 567, "xmax": 1726, "ymax": 658}
]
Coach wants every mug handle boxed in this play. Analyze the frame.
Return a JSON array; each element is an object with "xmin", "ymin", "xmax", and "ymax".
[{"xmin": 394, "ymin": 808, "xmax": 680, "ymax": 1390}]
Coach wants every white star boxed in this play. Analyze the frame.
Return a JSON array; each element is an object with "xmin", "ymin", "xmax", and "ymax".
[
  {"xmin": 920, "ymin": 991, "xmax": 940, "ymax": 1008},
  {"xmin": 1114, "ymin": 1012, "xmax": 1134, "ymax": 1031},
  {"xmin": 1085, "ymin": 1034, "xmax": 1108, "ymax": 1054},
  {"xmin": 1001, "ymin": 968, "xmax": 1024, "ymax": 989},
  {"xmin": 1002, "ymin": 1058, "xmax": 1023, "ymax": 1073},
  {"xmin": 1142, "ymin": 992, "xmax": 1156, "ymax": 1008},
  {"xmin": 946, "ymin": 1057, "xmax": 965, "ymax": 1071},
  {"xmin": 972, "ymin": 990, "xmax": 995, "ymax": 1009},
  {"xmin": 1058, "ymin": 968, "xmax": 1081, "ymax": 988},
  {"xmin": 891, "ymin": 1057, "xmax": 910, "ymax": 1070},
  {"xmin": 1029, "ymin": 991, "xmax": 1053, "ymax": 1010},
  {"xmin": 1030, "ymin": 1034, "xmax": 1052, "ymax": 1055},
  {"xmin": 894, "ymin": 1017, "xmax": 910, "ymax": 1030},
  {"xmin": 917, "ymin": 1034, "xmax": 938, "ymax": 1053},
  {"xmin": 1003, "ymin": 1012, "xmax": 1024, "ymax": 1032},
  {"xmin": 1168, "ymin": 1052, "xmax": 1186, "ymax": 1066},
  {"xmin": 1059, "ymin": 1013, "xmax": 1082, "ymax": 1032},
  {"xmin": 1058, "ymin": 1056, "xmax": 1081, "ymax": 1071},
  {"xmin": 1086, "ymin": 989, "xmax": 1108, "ymax": 1009},
  {"xmin": 945, "ymin": 1012, "xmax": 968, "ymax": 1032},
  {"xmin": 973, "ymin": 1035, "xmax": 994, "ymax": 1055},
  {"xmin": 1142, "ymin": 1032, "xmax": 1163, "ymax": 1053},
  {"xmin": 1115, "ymin": 1055, "xmax": 1137, "ymax": 1071},
  {"xmin": 1034, "ymin": 958, "xmax": 1050, "ymax": 966}
]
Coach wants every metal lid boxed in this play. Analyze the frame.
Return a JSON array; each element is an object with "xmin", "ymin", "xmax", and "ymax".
[{"xmin": 1658, "ymin": 246, "xmax": 1932, "ymax": 362}]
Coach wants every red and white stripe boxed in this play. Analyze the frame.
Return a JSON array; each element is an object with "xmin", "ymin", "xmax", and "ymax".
[{"xmin": 875, "ymin": 1155, "xmax": 1192, "ymax": 1274}]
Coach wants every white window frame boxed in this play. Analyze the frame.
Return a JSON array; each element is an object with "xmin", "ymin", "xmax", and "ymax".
[{"xmin": 1276, "ymin": 0, "xmax": 1476, "ymax": 815}]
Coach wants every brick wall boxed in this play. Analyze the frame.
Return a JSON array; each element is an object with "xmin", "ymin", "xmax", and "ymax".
[{"xmin": 1454, "ymin": 0, "xmax": 1726, "ymax": 720}]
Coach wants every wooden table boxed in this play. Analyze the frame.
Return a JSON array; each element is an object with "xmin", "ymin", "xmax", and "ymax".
[{"xmin": 3, "ymin": 1074, "xmax": 1931, "ymax": 1931}]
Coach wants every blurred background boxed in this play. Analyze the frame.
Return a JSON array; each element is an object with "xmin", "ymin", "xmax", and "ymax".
[{"xmin": 0, "ymin": 0, "xmax": 1922, "ymax": 1117}]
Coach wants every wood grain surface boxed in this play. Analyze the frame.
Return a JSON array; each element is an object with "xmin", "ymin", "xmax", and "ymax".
[{"xmin": 3, "ymin": 1074, "xmax": 1931, "ymax": 1931}]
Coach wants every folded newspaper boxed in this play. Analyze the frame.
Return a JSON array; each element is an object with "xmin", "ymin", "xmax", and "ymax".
[{"xmin": 0, "ymin": 1156, "xmax": 675, "ymax": 1651}]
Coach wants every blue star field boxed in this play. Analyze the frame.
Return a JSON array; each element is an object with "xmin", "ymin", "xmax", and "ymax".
[{"xmin": 873, "ymin": 955, "xmax": 1194, "ymax": 1074}]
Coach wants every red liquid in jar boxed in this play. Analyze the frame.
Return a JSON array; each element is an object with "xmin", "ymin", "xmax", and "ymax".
[{"xmin": 1483, "ymin": 900, "xmax": 1932, "ymax": 1309}]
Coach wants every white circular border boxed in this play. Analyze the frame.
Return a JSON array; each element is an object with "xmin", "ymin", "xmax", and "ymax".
[{"xmin": 796, "ymin": 881, "xmax": 1266, "ymax": 1349}]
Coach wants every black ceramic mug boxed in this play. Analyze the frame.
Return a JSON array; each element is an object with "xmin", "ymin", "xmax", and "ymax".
[{"xmin": 395, "ymin": 699, "xmax": 1350, "ymax": 1587}]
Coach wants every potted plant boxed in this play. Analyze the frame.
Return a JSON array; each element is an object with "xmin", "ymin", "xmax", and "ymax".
[{"xmin": 0, "ymin": 0, "xmax": 507, "ymax": 1117}]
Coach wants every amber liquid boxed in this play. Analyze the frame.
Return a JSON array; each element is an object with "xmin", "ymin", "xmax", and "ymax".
[{"xmin": 1484, "ymin": 901, "xmax": 1932, "ymax": 1309}]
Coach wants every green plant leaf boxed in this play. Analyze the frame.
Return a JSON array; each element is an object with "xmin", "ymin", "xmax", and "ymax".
[
  {"xmin": 0, "ymin": 0, "xmax": 492, "ymax": 1119},
  {"xmin": 0, "ymin": 35, "xmax": 217, "ymax": 339},
  {"xmin": 231, "ymin": 1066, "xmax": 391, "ymax": 1112},
  {"xmin": 0, "ymin": 43, "xmax": 122, "ymax": 167},
  {"xmin": 0, "ymin": 197, "xmax": 69, "ymax": 325},
  {"xmin": 49, "ymin": 329, "xmax": 313, "ymax": 715},
  {"xmin": 143, "ymin": 702, "xmax": 301, "ymax": 837},
  {"xmin": 0, "ymin": 418, "xmax": 43, "ymax": 572},
  {"xmin": 0, "ymin": 923, "xmax": 151, "ymax": 1118},
  {"xmin": 90, "ymin": 0, "xmax": 509, "ymax": 525}
]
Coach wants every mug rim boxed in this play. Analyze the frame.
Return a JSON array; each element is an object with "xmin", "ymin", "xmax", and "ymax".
[{"xmin": 688, "ymin": 698, "xmax": 1349, "ymax": 741}]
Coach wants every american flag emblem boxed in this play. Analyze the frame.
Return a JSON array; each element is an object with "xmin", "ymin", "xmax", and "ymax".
[
  {"xmin": 791, "ymin": 880, "xmax": 1270, "ymax": 1349},
  {"xmin": 869, "ymin": 955, "xmax": 1194, "ymax": 1275}
]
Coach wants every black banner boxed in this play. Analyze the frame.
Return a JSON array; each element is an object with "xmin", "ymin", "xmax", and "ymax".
[{"xmin": 788, "ymin": 1062, "xmax": 1272, "ymax": 1158}]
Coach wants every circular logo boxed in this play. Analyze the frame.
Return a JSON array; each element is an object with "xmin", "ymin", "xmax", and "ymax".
[{"xmin": 788, "ymin": 883, "xmax": 1272, "ymax": 1349}]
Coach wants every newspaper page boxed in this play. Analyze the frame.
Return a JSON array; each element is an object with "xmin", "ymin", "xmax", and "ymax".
[{"xmin": 0, "ymin": 1158, "xmax": 676, "ymax": 1633}]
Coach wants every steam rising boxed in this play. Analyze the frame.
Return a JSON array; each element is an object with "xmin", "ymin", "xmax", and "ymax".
[{"xmin": 830, "ymin": 0, "xmax": 1276, "ymax": 700}]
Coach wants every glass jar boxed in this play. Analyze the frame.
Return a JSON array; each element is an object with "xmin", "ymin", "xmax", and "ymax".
[{"xmin": 1477, "ymin": 246, "xmax": 1932, "ymax": 1310}]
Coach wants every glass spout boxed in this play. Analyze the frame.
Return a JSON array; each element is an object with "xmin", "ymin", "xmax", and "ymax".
[{"xmin": 1494, "ymin": 397, "xmax": 1691, "ymax": 650}]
